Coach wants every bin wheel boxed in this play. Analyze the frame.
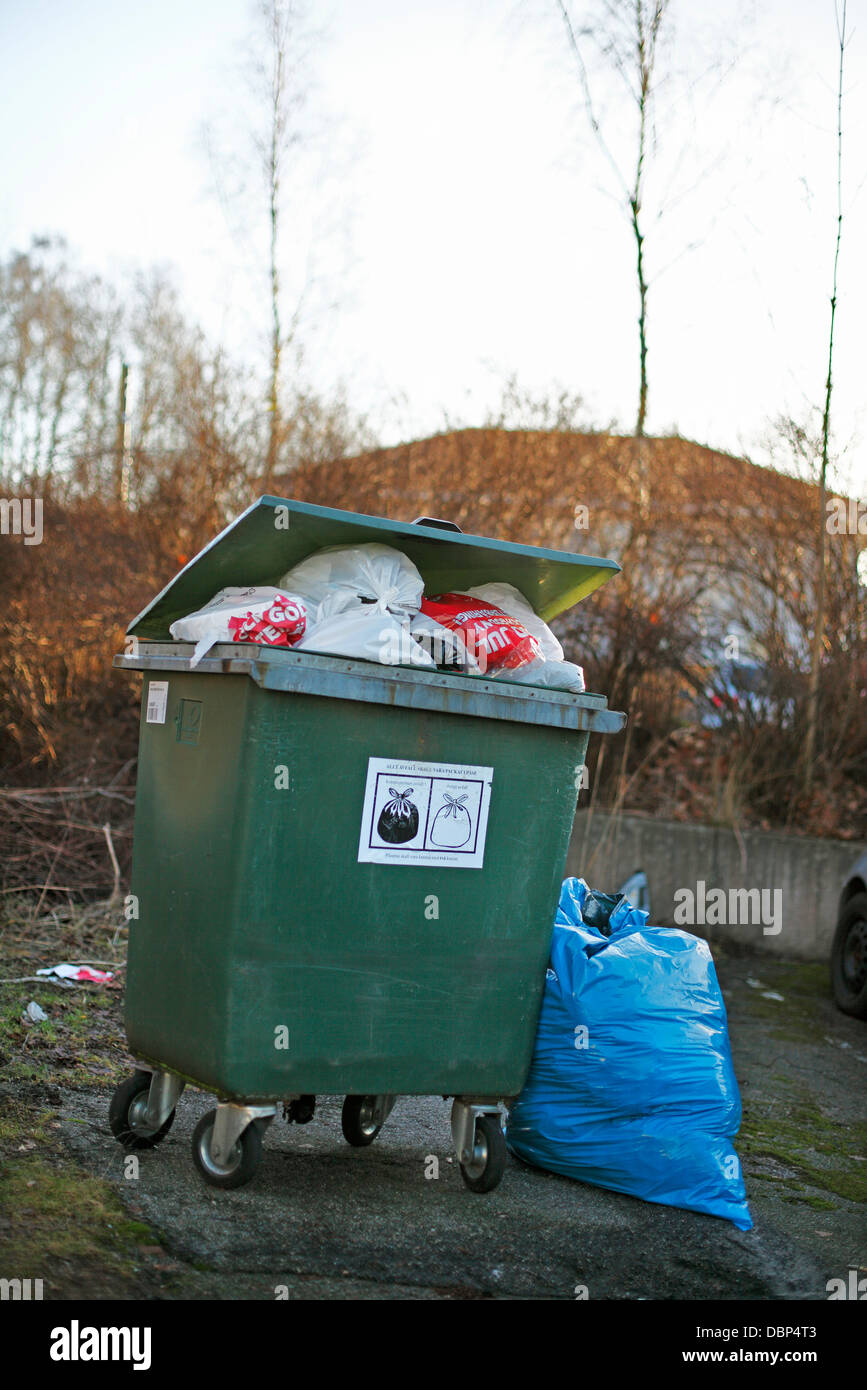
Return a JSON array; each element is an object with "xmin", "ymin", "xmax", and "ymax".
[
  {"xmin": 459, "ymin": 1113, "xmax": 506, "ymax": 1194},
  {"xmin": 191, "ymin": 1110, "xmax": 265, "ymax": 1190},
  {"xmin": 341, "ymin": 1095, "xmax": 384, "ymax": 1147},
  {"xmin": 109, "ymin": 1071, "xmax": 175, "ymax": 1150}
]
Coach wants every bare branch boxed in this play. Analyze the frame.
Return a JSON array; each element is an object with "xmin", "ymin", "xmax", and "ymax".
[{"xmin": 804, "ymin": 0, "xmax": 847, "ymax": 791}]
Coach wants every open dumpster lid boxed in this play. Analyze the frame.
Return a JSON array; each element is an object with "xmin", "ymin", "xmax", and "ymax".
[{"xmin": 127, "ymin": 496, "xmax": 620, "ymax": 639}]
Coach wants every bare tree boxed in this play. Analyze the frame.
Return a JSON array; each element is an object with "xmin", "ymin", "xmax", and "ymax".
[
  {"xmin": 0, "ymin": 237, "xmax": 120, "ymax": 494},
  {"xmin": 804, "ymin": 0, "xmax": 849, "ymax": 791},
  {"xmin": 254, "ymin": 0, "xmax": 309, "ymax": 487},
  {"xmin": 204, "ymin": 0, "xmax": 323, "ymax": 490},
  {"xmin": 556, "ymin": 0, "xmax": 670, "ymax": 445}
]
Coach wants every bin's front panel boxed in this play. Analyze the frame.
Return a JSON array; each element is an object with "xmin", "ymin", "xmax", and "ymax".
[
  {"xmin": 124, "ymin": 671, "xmax": 589, "ymax": 1100},
  {"xmin": 124, "ymin": 674, "xmax": 253, "ymax": 1085}
]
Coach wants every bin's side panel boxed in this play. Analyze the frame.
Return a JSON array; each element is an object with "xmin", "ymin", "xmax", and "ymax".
[
  {"xmin": 124, "ymin": 672, "xmax": 253, "ymax": 1087},
  {"xmin": 218, "ymin": 685, "xmax": 589, "ymax": 1100}
]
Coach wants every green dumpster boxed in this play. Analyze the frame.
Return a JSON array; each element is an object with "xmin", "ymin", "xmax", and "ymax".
[{"xmin": 109, "ymin": 497, "xmax": 625, "ymax": 1191}]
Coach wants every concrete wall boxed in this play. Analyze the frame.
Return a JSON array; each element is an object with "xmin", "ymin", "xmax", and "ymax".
[{"xmin": 566, "ymin": 810, "xmax": 865, "ymax": 961}]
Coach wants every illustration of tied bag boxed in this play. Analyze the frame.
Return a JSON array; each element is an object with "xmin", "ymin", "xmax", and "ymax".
[
  {"xmin": 377, "ymin": 788, "xmax": 419, "ymax": 844},
  {"xmin": 430, "ymin": 793, "xmax": 472, "ymax": 848}
]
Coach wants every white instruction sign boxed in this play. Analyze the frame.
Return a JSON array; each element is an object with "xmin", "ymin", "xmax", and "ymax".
[
  {"xmin": 145, "ymin": 680, "xmax": 169, "ymax": 724},
  {"xmin": 358, "ymin": 757, "xmax": 494, "ymax": 869}
]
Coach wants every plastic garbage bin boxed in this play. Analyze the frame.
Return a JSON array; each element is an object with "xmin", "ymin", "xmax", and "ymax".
[{"xmin": 109, "ymin": 496, "xmax": 626, "ymax": 1192}]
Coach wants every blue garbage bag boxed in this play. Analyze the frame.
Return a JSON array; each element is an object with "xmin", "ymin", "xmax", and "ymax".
[{"xmin": 506, "ymin": 878, "xmax": 753, "ymax": 1230}]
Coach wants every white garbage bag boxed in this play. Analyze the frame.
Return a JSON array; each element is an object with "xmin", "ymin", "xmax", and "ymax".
[
  {"xmin": 279, "ymin": 543, "xmax": 424, "ymax": 619},
  {"xmin": 169, "ymin": 586, "xmax": 308, "ymax": 667},
  {"xmin": 493, "ymin": 657, "xmax": 586, "ymax": 693},
  {"xmin": 465, "ymin": 582, "xmax": 585, "ymax": 692},
  {"xmin": 295, "ymin": 608, "xmax": 436, "ymax": 667},
  {"xmin": 278, "ymin": 543, "xmax": 433, "ymax": 666},
  {"xmin": 408, "ymin": 610, "xmax": 478, "ymax": 672}
]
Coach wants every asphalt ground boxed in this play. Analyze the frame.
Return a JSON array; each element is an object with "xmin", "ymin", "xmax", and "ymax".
[{"xmin": 50, "ymin": 949, "xmax": 866, "ymax": 1302}]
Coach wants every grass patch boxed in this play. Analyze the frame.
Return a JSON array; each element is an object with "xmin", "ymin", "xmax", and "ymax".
[
  {"xmin": 0, "ymin": 900, "xmax": 129, "ymax": 1093},
  {"xmin": 740, "ymin": 1094, "xmax": 867, "ymax": 1206},
  {"xmin": 0, "ymin": 1090, "xmax": 165, "ymax": 1299},
  {"xmin": 0, "ymin": 903, "xmax": 170, "ymax": 1297}
]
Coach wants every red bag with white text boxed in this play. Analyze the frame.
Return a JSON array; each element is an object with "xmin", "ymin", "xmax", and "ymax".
[
  {"xmin": 419, "ymin": 593, "xmax": 542, "ymax": 673},
  {"xmin": 227, "ymin": 593, "xmax": 307, "ymax": 648},
  {"xmin": 170, "ymin": 586, "xmax": 309, "ymax": 667}
]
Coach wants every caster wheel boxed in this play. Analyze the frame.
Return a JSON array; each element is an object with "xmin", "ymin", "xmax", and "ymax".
[
  {"xmin": 191, "ymin": 1109, "xmax": 265, "ymax": 1189},
  {"xmin": 459, "ymin": 1113, "xmax": 506, "ymax": 1193},
  {"xmin": 341, "ymin": 1095, "xmax": 384, "ymax": 1147},
  {"xmin": 109, "ymin": 1071, "xmax": 175, "ymax": 1150}
]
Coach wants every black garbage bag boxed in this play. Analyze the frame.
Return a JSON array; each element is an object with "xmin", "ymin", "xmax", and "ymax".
[
  {"xmin": 377, "ymin": 788, "xmax": 419, "ymax": 844},
  {"xmin": 580, "ymin": 889, "xmax": 626, "ymax": 937}
]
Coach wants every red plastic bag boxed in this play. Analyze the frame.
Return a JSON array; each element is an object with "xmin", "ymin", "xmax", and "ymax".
[
  {"xmin": 419, "ymin": 593, "xmax": 542, "ymax": 672},
  {"xmin": 226, "ymin": 593, "xmax": 307, "ymax": 648}
]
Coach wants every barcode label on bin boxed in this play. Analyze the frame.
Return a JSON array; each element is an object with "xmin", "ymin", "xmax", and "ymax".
[
  {"xmin": 358, "ymin": 757, "xmax": 493, "ymax": 869},
  {"xmin": 146, "ymin": 681, "xmax": 169, "ymax": 724}
]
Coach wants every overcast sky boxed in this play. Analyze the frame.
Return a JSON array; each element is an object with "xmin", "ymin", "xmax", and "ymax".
[{"xmin": 2, "ymin": 0, "xmax": 865, "ymax": 493}]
